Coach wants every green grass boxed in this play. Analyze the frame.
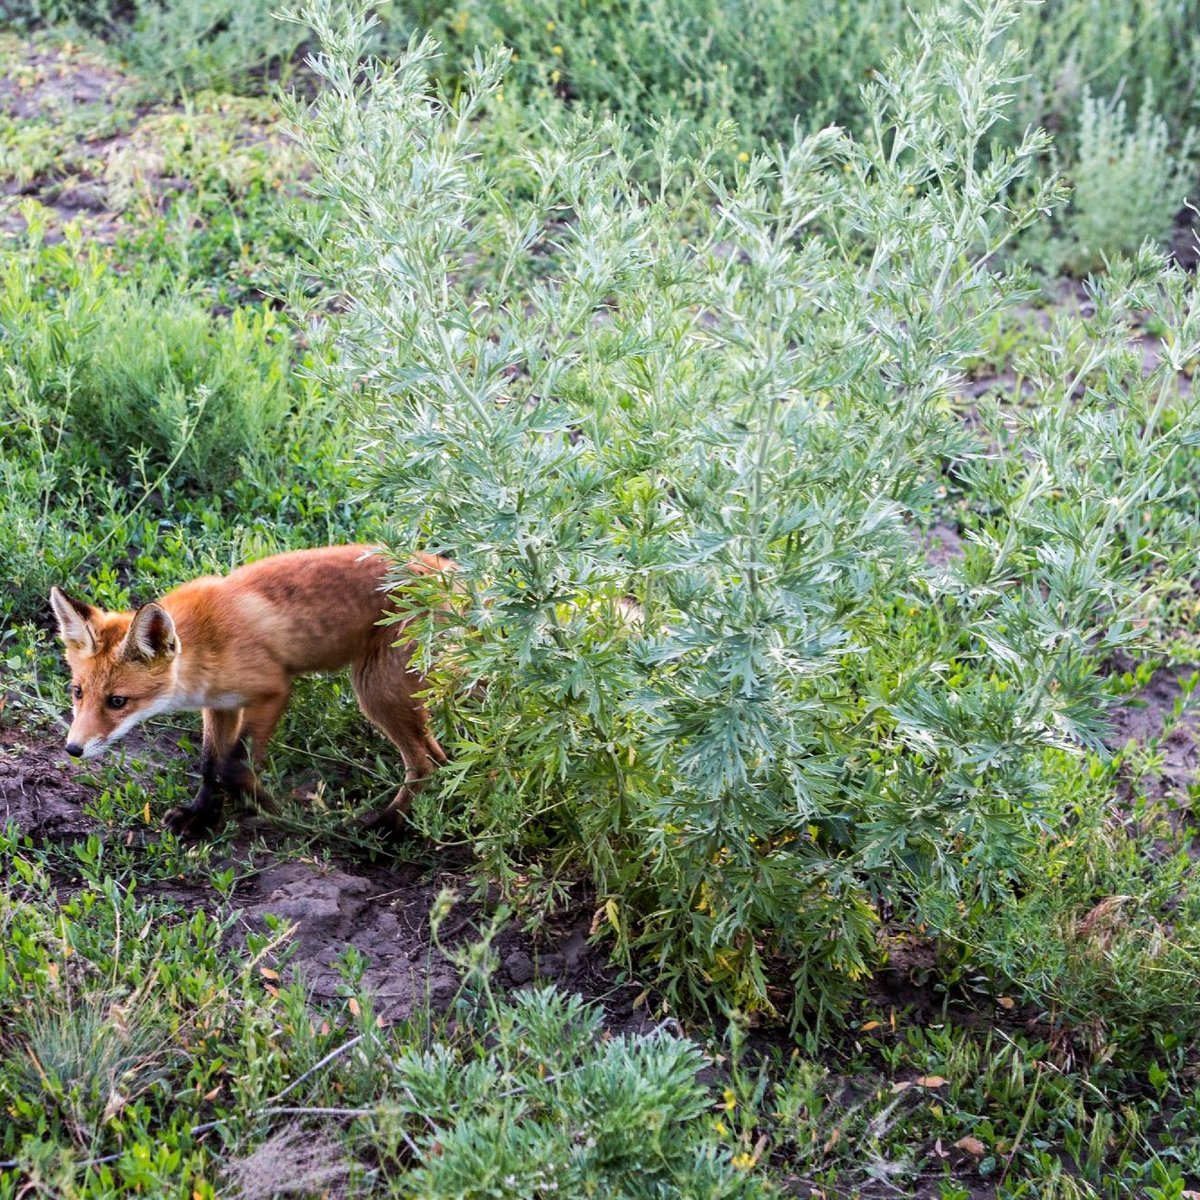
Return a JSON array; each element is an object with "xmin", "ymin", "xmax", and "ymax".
[
  {"xmin": 1, "ymin": 0, "xmax": 1200, "ymax": 1195},
  {"xmin": 0, "ymin": 830, "xmax": 766, "ymax": 1197},
  {"xmin": 2, "ymin": 806, "xmax": 1199, "ymax": 1196}
]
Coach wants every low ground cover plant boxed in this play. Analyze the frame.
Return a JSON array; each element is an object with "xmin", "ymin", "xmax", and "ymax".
[
  {"xmin": 390, "ymin": 0, "xmax": 1200, "ymax": 173},
  {"xmin": 2, "ymin": 0, "xmax": 305, "ymax": 93},
  {"xmin": 0, "ymin": 841, "xmax": 765, "ymax": 1197},
  {"xmin": 1047, "ymin": 88, "xmax": 1197, "ymax": 275},
  {"xmin": 0, "ymin": 226, "xmax": 326, "ymax": 622}
]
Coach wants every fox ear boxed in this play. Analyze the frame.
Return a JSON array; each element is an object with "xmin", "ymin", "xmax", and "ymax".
[
  {"xmin": 123, "ymin": 603, "xmax": 178, "ymax": 662},
  {"xmin": 50, "ymin": 587, "xmax": 97, "ymax": 655}
]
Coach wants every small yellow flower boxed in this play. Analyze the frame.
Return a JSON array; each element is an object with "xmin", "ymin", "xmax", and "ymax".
[
  {"xmin": 552, "ymin": 44, "xmax": 563, "ymax": 55},
  {"xmin": 452, "ymin": 9, "xmax": 469, "ymax": 32},
  {"xmin": 737, "ymin": 151, "xmax": 749, "ymax": 163},
  {"xmin": 714, "ymin": 1121, "xmax": 728, "ymax": 1137},
  {"xmin": 723, "ymin": 1088, "xmax": 737, "ymax": 1111},
  {"xmin": 550, "ymin": 68, "xmax": 561, "ymax": 83},
  {"xmin": 732, "ymin": 1152, "xmax": 755, "ymax": 1170},
  {"xmin": 545, "ymin": 19, "xmax": 556, "ymax": 31}
]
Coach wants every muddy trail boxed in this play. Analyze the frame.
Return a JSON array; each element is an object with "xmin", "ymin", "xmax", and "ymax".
[{"xmin": 0, "ymin": 726, "xmax": 656, "ymax": 1035}]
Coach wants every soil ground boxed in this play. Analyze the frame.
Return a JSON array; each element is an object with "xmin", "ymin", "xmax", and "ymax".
[
  {"xmin": 0, "ymin": 725, "xmax": 655, "ymax": 1035},
  {"xmin": 4, "ymin": 675, "xmax": 1193, "ymax": 1200}
]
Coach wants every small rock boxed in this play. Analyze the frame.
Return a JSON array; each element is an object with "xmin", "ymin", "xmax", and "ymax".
[{"xmin": 505, "ymin": 950, "xmax": 534, "ymax": 985}]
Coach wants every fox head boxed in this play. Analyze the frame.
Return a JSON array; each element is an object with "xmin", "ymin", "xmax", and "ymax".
[{"xmin": 49, "ymin": 588, "xmax": 181, "ymax": 759}]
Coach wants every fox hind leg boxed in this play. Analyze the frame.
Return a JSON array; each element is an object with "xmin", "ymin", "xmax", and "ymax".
[
  {"xmin": 232, "ymin": 688, "xmax": 292, "ymax": 812},
  {"xmin": 350, "ymin": 635, "xmax": 445, "ymax": 835}
]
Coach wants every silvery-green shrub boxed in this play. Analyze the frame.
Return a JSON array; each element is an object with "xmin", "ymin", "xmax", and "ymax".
[
  {"xmin": 286, "ymin": 0, "xmax": 1200, "ymax": 1025},
  {"xmin": 1063, "ymin": 88, "xmax": 1196, "ymax": 274}
]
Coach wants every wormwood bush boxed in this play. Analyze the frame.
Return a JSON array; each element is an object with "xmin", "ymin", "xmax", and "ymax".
[
  {"xmin": 1016, "ymin": 0, "xmax": 1200, "ymax": 140},
  {"xmin": 377, "ymin": 987, "xmax": 763, "ymax": 1198},
  {"xmin": 1058, "ymin": 89, "xmax": 1196, "ymax": 275},
  {"xmin": 291, "ymin": 0, "xmax": 1200, "ymax": 1024}
]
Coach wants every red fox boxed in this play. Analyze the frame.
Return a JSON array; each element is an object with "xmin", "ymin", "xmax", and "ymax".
[{"xmin": 50, "ymin": 545, "xmax": 451, "ymax": 838}]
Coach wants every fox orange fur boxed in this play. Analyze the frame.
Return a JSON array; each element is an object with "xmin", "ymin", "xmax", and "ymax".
[{"xmin": 49, "ymin": 545, "xmax": 451, "ymax": 837}]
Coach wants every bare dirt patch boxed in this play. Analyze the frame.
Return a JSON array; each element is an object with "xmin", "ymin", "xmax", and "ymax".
[
  {"xmin": 1172, "ymin": 195, "xmax": 1200, "ymax": 272},
  {"xmin": 0, "ymin": 37, "xmax": 131, "ymax": 121},
  {"xmin": 923, "ymin": 521, "xmax": 965, "ymax": 569},
  {"xmin": 1104, "ymin": 665, "xmax": 1199, "ymax": 826},
  {"xmin": 0, "ymin": 725, "xmax": 652, "ymax": 1031},
  {"xmin": 0, "ymin": 729, "xmax": 97, "ymax": 841},
  {"xmin": 0, "ymin": 34, "xmax": 299, "ymax": 248},
  {"xmin": 227, "ymin": 856, "xmax": 649, "ymax": 1031}
]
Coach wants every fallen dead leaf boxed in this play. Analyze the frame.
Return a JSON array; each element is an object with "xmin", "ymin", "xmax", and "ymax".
[{"xmin": 102, "ymin": 1089, "xmax": 126, "ymax": 1122}]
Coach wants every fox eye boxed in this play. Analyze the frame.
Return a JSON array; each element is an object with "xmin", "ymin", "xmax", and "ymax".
[
  {"xmin": 107, "ymin": 695, "xmax": 128, "ymax": 710},
  {"xmin": 72, "ymin": 684, "xmax": 83, "ymax": 700}
]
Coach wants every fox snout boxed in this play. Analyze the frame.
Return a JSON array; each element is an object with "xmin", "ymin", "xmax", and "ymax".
[
  {"xmin": 62, "ymin": 721, "xmax": 114, "ymax": 759},
  {"xmin": 63, "ymin": 732, "xmax": 110, "ymax": 760}
]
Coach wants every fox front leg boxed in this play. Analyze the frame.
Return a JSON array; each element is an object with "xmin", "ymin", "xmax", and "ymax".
[{"xmin": 163, "ymin": 708, "xmax": 242, "ymax": 838}]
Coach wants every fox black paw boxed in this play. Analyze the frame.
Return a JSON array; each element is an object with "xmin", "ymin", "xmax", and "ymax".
[
  {"xmin": 359, "ymin": 806, "xmax": 411, "ymax": 843},
  {"xmin": 163, "ymin": 798, "xmax": 223, "ymax": 839}
]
